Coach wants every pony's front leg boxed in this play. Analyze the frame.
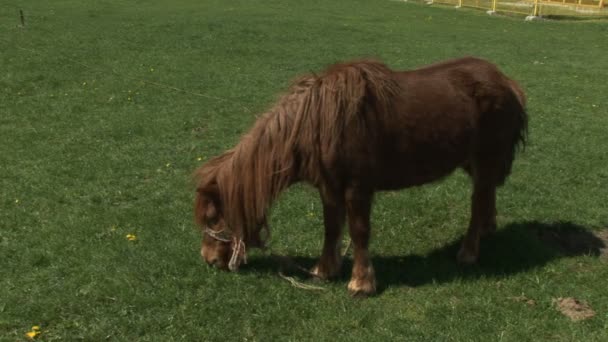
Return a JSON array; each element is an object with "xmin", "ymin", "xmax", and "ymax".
[
  {"xmin": 345, "ymin": 188, "xmax": 376, "ymax": 297},
  {"xmin": 311, "ymin": 196, "xmax": 345, "ymax": 280}
]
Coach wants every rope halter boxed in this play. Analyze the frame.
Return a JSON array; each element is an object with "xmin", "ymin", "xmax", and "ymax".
[{"xmin": 203, "ymin": 228, "xmax": 247, "ymax": 271}]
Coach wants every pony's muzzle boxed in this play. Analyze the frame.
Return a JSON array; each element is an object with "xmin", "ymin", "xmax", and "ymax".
[{"xmin": 201, "ymin": 244, "xmax": 231, "ymax": 270}]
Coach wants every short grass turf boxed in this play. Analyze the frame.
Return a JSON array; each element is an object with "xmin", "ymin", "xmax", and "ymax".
[{"xmin": 1, "ymin": 0, "xmax": 607, "ymax": 340}]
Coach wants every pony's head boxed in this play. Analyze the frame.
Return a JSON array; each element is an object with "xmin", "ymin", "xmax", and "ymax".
[
  {"xmin": 195, "ymin": 186, "xmax": 235, "ymax": 270},
  {"xmin": 193, "ymin": 150, "xmax": 248, "ymax": 271},
  {"xmin": 195, "ymin": 186, "xmax": 268, "ymax": 271},
  {"xmin": 193, "ymin": 71, "xmax": 329, "ymax": 271}
]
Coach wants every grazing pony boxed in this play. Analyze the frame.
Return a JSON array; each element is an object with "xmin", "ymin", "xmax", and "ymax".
[{"xmin": 194, "ymin": 57, "xmax": 527, "ymax": 296}]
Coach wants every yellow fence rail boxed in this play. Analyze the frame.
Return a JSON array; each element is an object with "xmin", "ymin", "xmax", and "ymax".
[{"xmin": 427, "ymin": 0, "xmax": 607, "ymax": 17}]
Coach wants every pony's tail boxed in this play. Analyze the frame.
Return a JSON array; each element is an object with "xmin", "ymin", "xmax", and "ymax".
[{"xmin": 508, "ymin": 79, "xmax": 528, "ymax": 150}]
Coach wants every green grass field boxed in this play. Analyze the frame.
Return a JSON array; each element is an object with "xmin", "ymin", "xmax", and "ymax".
[{"xmin": 1, "ymin": 0, "xmax": 607, "ymax": 340}]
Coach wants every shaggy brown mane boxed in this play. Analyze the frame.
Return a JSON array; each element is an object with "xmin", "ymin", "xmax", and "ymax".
[{"xmin": 195, "ymin": 60, "xmax": 401, "ymax": 243}]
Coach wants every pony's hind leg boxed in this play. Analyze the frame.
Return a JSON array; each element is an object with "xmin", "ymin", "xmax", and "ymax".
[
  {"xmin": 458, "ymin": 101, "xmax": 523, "ymax": 264},
  {"xmin": 345, "ymin": 187, "xmax": 376, "ymax": 297},
  {"xmin": 457, "ymin": 179, "xmax": 496, "ymax": 264},
  {"xmin": 311, "ymin": 192, "xmax": 345, "ymax": 280},
  {"xmin": 458, "ymin": 163, "xmax": 498, "ymax": 265}
]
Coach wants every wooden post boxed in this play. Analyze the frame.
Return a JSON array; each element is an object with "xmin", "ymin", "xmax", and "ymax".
[{"xmin": 533, "ymin": 0, "xmax": 540, "ymax": 16}]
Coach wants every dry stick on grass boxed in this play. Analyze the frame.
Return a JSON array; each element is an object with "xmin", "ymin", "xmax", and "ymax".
[{"xmin": 273, "ymin": 238, "xmax": 352, "ymax": 291}]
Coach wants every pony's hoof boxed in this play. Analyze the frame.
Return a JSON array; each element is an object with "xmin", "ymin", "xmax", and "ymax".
[
  {"xmin": 347, "ymin": 278, "xmax": 376, "ymax": 298},
  {"xmin": 310, "ymin": 262, "xmax": 341, "ymax": 281},
  {"xmin": 457, "ymin": 247, "xmax": 478, "ymax": 265},
  {"xmin": 310, "ymin": 265, "xmax": 330, "ymax": 282}
]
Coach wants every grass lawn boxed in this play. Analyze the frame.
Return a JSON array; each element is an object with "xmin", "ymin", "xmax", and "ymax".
[{"xmin": 1, "ymin": 0, "xmax": 607, "ymax": 340}]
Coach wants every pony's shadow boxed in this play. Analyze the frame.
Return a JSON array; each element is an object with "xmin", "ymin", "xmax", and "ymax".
[{"xmin": 244, "ymin": 221, "xmax": 606, "ymax": 293}]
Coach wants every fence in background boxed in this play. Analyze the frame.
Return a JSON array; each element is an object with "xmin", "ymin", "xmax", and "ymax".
[{"xmin": 424, "ymin": 0, "xmax": 607, "ymax": 18}]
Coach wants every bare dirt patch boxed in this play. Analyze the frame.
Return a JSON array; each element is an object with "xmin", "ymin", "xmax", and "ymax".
[{"xmin": 553, "ymin": 297, "xmax": 596, "ymax": 321}]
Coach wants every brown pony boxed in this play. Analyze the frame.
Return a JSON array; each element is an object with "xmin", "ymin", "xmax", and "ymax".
[{"xmin": 194, "ymin": 57, "xmax": 527, "ymax": 296}]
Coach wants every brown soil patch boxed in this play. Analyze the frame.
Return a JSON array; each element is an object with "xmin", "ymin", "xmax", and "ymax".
[
  {"xmin": 596, "ymin": 229, "xmax": 608, "ymax": 259},
  {"xmin": 553, "ymin": 297, "xmax": 596, "ymax": 321}
]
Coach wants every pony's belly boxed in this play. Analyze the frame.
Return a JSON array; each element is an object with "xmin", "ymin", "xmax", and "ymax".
[{"xmin": 373, "ymin": 156, "xmax": 464, "ymax": 190}]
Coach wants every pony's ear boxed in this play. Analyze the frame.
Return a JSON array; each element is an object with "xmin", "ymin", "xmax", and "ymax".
[
  {"xmin": 195, "ymin": 185, "xmax": 220, "ymax": 225},
  {"xmin": 204, "ymin": 198, "xmax": 218, "ymax": 219}
]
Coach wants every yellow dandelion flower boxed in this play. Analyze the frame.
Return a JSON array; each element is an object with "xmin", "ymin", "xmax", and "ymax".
[
  {"xmin": 197, "ymin": 157, "xmax": 203, "ymax": 161},
  {"xmin": 25, "ymin": 326, "xmax": 41, "ymax": 339},
  {"xmin": 126, "ymin": 234, "xmax": 137, "ymax": 241}
]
